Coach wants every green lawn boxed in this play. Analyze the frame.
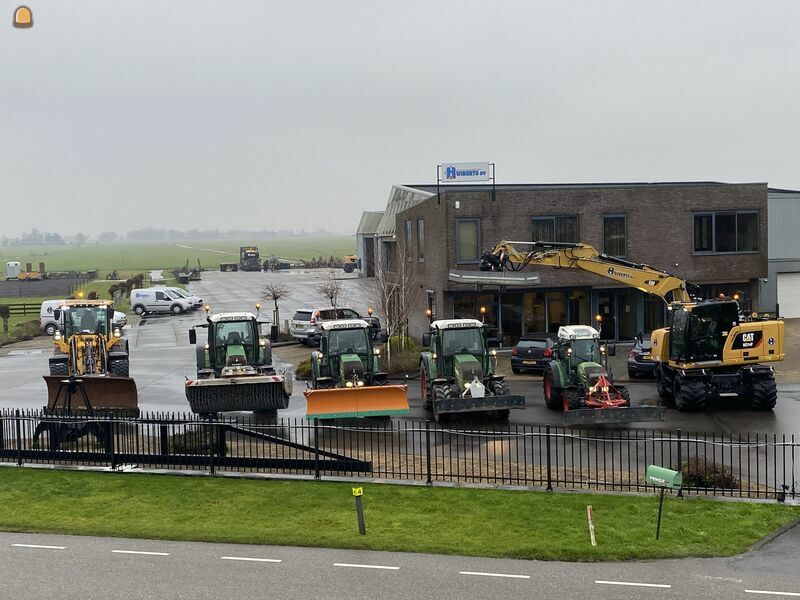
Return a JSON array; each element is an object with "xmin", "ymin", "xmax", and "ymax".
[
  {"xmin": 0, "ymin": 237, "xmax": 355, "ymax": 273},
  {"xmin": 0, "ymin": 468, "xmax": 795, "ymax": 561}
]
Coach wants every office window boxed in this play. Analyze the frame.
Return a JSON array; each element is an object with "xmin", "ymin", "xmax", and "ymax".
[
  {"xmin": 531, "ymin": 216, "xmax": 578, "ymax": 243},
  {"xmin": 603, "ymin": 215, "xmax": 626, "ymax": 257},
  {"xmin": 404, "ymin": 219, "xmax": 412, "ymax": 259},
  {"xmin": 417, "ymin": 219, "xmax": 425, "ymax": 261},
  {"xmin": 456, "ymin": 218, "xmax": 480, "ymax": 263},
  {"xmin": 693, "ymin": 212, "xmax": 759, "ymax": 253}
]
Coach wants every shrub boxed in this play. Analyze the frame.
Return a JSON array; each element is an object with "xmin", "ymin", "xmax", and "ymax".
[
  {"xmin": 168, "ymin": 428, "xmax": 227, "ymax": 455},
  {"xmin": 295, "ymin": 358, "xmax": 312, "ymax": 379},
  {"xmin": 388, "ymin": 335, "xmax": 419, "ymax": 352},
  {"xmin": 682, "ymin": 457, "xmax": 740, "ymax": 489},
  {"xmin": 384, "ymin": 348, "xmax": 419, "ymax": 376}
]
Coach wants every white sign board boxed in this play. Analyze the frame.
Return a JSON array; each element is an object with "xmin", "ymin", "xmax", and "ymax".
[{"xmin": 441, "ymin": 162, "xmax": 490, "ymax": 182}]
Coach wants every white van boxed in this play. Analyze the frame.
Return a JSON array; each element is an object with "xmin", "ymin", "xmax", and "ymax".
[
  {"xmin": 40, "ymin": 299, "xmax": 127, "ymax": 336},
  {"xmin": 154, "ymin": 286, "xmax": 203, "ymax": 309},
  {"xmin": 130, "ymin": 288, "xmax": 192, "ymax": 315}
]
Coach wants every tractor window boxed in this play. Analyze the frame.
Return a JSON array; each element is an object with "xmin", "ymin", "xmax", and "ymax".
[
  {"xmin": 570, "ymin": 339, "xmax": 601, "ymax": 363},
  {"xmin": 328, "ymin": 329, "xmax": 369, "ymax": 355},
  {"xmin": 441, "ymin": 328, "xmax": 484, "ymax": 356},
  {"xmin": 67, "ymin": 307, "xmax": 109, "ymax": 336},
  {"xmin": 214, "ymin": 322, "xmax": 253, "ymax": 346}
]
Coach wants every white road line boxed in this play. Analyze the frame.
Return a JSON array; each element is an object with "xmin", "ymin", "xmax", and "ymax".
[
  {"xmin": 221, "ymin": 556, "xmax": 282, "ymax": 563},
  {"xmin": 595, "ymin": 580, "xmax": 672, "ymax": 589},
  {"xmin": 112, "ymin": 550, "xmax": 170, "ymax": 556},
  {"xmin": 745, "ymin": 590, "xmax": 800, "ymax": 597},
  {"xmin": 11, "ymin": 544, "xmax": 65, "ymax": 550},
  {"xmin": 333, "ymin": 563, "xmax": 399, "ymax": 571},
  {"xmin": 459, "ymin": 571, "xmax": 531, "ymax": 580}
]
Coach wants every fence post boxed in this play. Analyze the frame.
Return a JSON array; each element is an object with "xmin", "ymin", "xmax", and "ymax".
[
  {"xmin": 0, "ymin": 413, "xmax": 5, "ymax": 451},
  {"xmin": 106, "ymin": 417, "xmax": 116, "ymax": 470},
  {"xmin": 208, "ymin": 414, "xmax": 215, "ymax": 475},
  {"xmin": 15, "ymin": 410, "xmax": 23, "ymax": 467},
  {"xmin": 676, "ymin": 429, "xmax": 683, "ymax": 498},
  {"xmin": 314, "ymin": 418, "xmax": 321, "ymax": 480},
  {"xmin": 425, "ymin": 421, "xmax": 432, "ymax": 485},
  {"xmin": 159, "ymin": 424, "xmax": 169, "ymax": 456},
  {"xmin": 546, "ymin": 425, "xmax": 552, "ymax": 492}
]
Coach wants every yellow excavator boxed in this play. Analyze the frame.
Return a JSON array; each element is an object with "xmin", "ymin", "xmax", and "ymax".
[
  {"xmin": 43, "ymin": 300, "xmax": 138, "ymax": 414},
  {"xmin": 481, "ymin": 241, "xmax": 783, "ymax": 412}
]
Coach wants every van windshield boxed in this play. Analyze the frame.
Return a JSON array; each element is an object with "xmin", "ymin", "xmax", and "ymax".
[{"xmin": 164, "ymin": 290, "xmax": 182, "ymax": 300}]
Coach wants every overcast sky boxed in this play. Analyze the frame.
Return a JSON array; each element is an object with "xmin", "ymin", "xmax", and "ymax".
[{"xmin": 1, "ymin": 1, "xmax": 798, "ymax": 237}]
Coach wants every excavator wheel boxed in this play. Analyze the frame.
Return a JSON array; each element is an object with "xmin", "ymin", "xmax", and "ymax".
[
  {"xmin": 656, "ymin": 366, "xmax": 673, "ymax": 402},
  {"xmin": 543, "ymin": 370, "xmax": 562, "ymax": 410},
  {"xmin": 750, "ymin": 375, "xmax": 777, "ymax": 411},
  {"xmin": 673, "ymin": 376, "xmax": 707, "ymax": 412}
]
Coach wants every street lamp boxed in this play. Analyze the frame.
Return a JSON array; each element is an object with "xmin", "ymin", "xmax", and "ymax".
[
  {"xmin": 480, "ymin": 306, "xmax": 487, "ymax": 323},
  {"xmin": 425, "ymin": 307, "xmax": 432, "ymax": 322}
]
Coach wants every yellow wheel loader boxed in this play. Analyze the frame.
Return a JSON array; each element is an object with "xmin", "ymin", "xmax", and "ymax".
[
  {"xmin": 304, "ymin": 320, "xmax": 409, "ymax": 419},
  {"xmin": 43, "ymin": 300, "xmax": 138, "ymax": 414},
  {"xmin": 481, "ymin": 240, "xmax": 783, "ymax": 413}
]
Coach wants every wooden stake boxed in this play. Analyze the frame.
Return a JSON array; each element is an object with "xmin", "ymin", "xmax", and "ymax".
[{"xmin": 587, "ymin": 505, "xmax": 597, "ymax": 546}]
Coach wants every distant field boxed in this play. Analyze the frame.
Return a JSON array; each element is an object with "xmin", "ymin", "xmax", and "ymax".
[{"xmin": 0, "ymin": 237, "xmax": 355, "ymax": 273}]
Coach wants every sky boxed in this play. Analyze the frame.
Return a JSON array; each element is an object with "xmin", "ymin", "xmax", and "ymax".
[{"xmin": 1, "ymin": 1, "xmax": 799, "ymax": 237}]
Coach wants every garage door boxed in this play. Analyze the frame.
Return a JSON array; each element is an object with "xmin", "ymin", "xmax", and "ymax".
[{"xmin": 777, "ymin": 273, "xmax": 800, "ymax": 318}]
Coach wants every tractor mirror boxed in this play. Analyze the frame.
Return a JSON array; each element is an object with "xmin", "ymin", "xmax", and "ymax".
[
  {"xmin": 188, "ymin": 329, "xmax": 197, "ymax": 345},
  {"xmin": 607, "ymin": 342, "xmax": 616, "ymax": 356},
  {"xmin": 321, "ymin": 336, "xmax": 328, "ymax": 355},
  {"xmin": 375, "ymin": 329, "xmax": 388, "ymax": 343},
  {"xmin": 637, "ymin": 331, "xmax": 644, "ymax": 344},
  {"xmin": 422, "ymin": 333, "xmax": 432, "ymax": 348}
]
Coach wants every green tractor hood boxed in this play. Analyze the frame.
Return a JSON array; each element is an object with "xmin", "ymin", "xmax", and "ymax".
[
  {"xmin": 576, "ymin": 361, "xmax": 608, "ymax": 388},
  {"xmin": 225, "ymin": 344, "xmax": 247, "ymax": 366},
  {"xmin": 338, "ymin": 353, "xmax": 365, "ymax": 385},
  {"xmin": 453, "ymin": 354, "xmax": 484, "ymax": 388}
]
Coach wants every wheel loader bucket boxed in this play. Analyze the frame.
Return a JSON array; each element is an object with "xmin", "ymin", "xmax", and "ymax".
[
  {"xmin": 304, "ymin": 384, "xmax": 409, "ymax": 420},
  {"xmin": 563, "ymin": 406, "xmax": 666, "ymax": 426},
  {"xmin": 44, "ymin": 375, "xmax": 139, "ymax": 414}
]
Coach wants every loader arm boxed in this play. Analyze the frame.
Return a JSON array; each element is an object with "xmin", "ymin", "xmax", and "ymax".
[{"xmin": 481, "ymin": 240, "xmax": 692, "ymax": 303}]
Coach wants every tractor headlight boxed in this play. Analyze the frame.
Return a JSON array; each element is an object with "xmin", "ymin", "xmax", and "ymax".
[
  {"xmin": 54, "ymin": 332, "xmax": 61, "ymax": 341},
  {"xmin": 490, "ymin": 349, "xmax": 497, "ymax": 357},
  {"xmin": 345, "ymin": 381, "xmax": 354, "ymax": 388},
  {"xmin": 432, "ymin": 352, "xmax": 437, "ymax": 359},
  {"xmin": 464, "ymin": 383, "xmax": 470, "ymax": 389},
  {"xmin": 566, "ymin": 348, "xmax": 573, "ymax": 356},
  {"xmin": 114, "ymin": 328, "xmax": 121, "ymax": 338},
  {"xmin": 204, "ymin": 343, "xmax": 209, "ymax": 350},
  {"xmin": 259, "ymin": 339, "xmax": 266, "ymax": 347},
  {"xmin": 601, "ymin": 386, "xmax": 609, "ymax": 393},
  {"xmin": 600, "ymin": 345, "xmax": 606, "ymax": 354},
  {"xmin": 357, "ymin": 380, "xmax": 365, "ymax": 387},
  {"xmin": 374, "ymin": 348, "xmax": 380, "ymax": 356}
]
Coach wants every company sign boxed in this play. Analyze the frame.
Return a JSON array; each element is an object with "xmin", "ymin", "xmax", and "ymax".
[{"xmin": 441, "ymin": 162, "xmax": 490, "ymax": 182}]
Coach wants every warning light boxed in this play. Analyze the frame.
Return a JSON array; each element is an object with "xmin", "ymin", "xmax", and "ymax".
[{"xmin": 13, "ymin": 6, "xmax": 33, "ymax": 28}]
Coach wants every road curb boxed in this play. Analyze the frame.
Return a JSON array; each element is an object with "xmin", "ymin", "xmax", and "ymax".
[{"xmin": 743, "ymin": 516, "xmax": 800, "ymax": 554}]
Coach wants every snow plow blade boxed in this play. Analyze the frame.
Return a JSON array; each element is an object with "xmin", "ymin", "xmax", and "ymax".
[
  {"xmin": 304, "ymin": 385, "xmax": 409, "ymax": 420},
  {"xmin": 563, "ymin": 406, "xmax": 666, "ymax": 426},
  {"xmin": 434, "ymin": 394, "xmax": 526, "ymax": 416},
  {"xmin": 44, "ymin": 375, "xmax": 139, "ymax": 414},
  {"xmin": 185, "ymin": 374, "xmax": 291, "ymax": 414}
]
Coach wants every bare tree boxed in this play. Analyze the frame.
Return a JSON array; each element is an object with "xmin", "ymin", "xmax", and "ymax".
[
  {"xmin": 262, "ymin": 281, "xmax": 291, "ymax": 328},
  {"xmin": 317, "ymin": 270, "xmax": 350, "ymax": 309},
  {"xmin": 368, "ymin": 249, "xmax": 420, "ymax": 365}
]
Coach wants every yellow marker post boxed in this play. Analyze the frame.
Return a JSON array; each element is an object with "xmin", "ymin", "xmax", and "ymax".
[
  {"xmin": 352, "ymin": 487, "xmax": 366, "ymax": 535},
  {"xmin": 14, "ymin": 6, "xmax": 33, "ymax": 28}
]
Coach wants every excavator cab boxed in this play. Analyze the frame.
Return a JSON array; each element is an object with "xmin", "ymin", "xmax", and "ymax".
[{"xmin": 669, "ymin": 301, "xmax": 739, "ymax": 363}]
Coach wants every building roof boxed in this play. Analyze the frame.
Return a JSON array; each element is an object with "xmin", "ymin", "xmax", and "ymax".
[
  {"xmin": 767, "ymin": 187, "xmax": 800, "ymax": 194},
  {"xmin": 404, "ymin": 181, "xmax": 763, "ymax": 194},
  {"xmin": 356, "ymin": 211, "xmax": 384, "ymax": 235},
  {"xmin": 374, "ymin": 185, "xmax": 435, "ymax": 237}
]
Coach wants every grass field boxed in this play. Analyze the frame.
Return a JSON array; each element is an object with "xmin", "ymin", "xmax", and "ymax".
[
  {"xmin": 0, "ymin": 468, "xmax": 796, "ymax": 561},
  {"xmin": 0, "ymin": 237, "xmax": 355, "ymax": 274}
]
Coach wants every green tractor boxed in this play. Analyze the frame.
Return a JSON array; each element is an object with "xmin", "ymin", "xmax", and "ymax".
[
  {"xmin": 305, "ymin": 320, "xmax": 409, "ymax": 419},
  {"xmin": 542, "ymin": 325, "xmax": 664, "ymax": 425},
  {"xmin": 419, "ymin": 319, "xmax": 525, "ymax": 422},
  {"xmin": 186, "ymin": 308, "xmax": 292, "ymax": 414}
]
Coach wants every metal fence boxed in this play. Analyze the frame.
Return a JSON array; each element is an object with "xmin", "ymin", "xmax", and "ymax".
[{"xmin": 0, "ymin": 409, "xmax": 796, "ymax": 501}]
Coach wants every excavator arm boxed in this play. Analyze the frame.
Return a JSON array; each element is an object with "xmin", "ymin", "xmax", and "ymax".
[{"xmin": 480, "ymin": 240, "xmax": 692, "ymax": 303}]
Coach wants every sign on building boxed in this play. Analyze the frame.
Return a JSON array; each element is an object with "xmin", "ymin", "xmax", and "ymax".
[{"xmin": 440, "ymin": 162, "xmax": 491, "ymax": 182}]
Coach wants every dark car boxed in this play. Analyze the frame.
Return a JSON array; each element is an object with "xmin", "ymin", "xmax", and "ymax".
[
  {"xmin": 511, "ymin": 333, "xmax": 556, "ymax": 374},
  {"xmin": 627, "ymin": 335, "xmax": 656, "ymax": 378}
]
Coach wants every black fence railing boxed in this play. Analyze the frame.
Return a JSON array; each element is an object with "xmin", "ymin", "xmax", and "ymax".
[{"xmin": 0, "ymin": 410, "xmax": 796, "ymax": 501}]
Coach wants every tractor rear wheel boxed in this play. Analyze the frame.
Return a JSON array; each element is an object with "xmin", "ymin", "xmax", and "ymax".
[
  {"xmin": 750, "ymin": 375, "xmax": 777, "ymax": 411},
  {"xmin": 673, "ymin": 376, "xmax": 707, "ymax": 412},
  {"xmin": 543, "ymin": 370, "xmax": 562, "ymax": 410}
]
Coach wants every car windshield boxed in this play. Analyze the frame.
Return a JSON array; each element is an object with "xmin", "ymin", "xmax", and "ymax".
[
  {"xmin": 214, "ymin": 321, "xmax": 253, "ymax": 346},
  {"xmin": 327, "ymin": 328, "xmax": 369, "ymax": 354},
  {"xmin": 171, "ymin": 289, "xmax": 190, "ymax": 299},
  {"xmin": 66, "ymin": 306, "xmax": 108, "ymax": 336},
  {"xmin": 441, "ymin": 328, "xmax": 484, "ymax": 356}
]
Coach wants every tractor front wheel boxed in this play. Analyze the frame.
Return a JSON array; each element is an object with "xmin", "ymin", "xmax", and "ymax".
[
  {"xmin": 543, "ymin": 370, "xmax": 562, "ymax": 410},
  {"xmin": 420, "ymin": 364, "xmax": 433, "ymax": 410},
  {"xmin": 432, "ymin": 383, "xmax": 451, "ymax": 423},
  {"xmin": 562, "ymin": 388, "xmax": 583, "ymax": 412}
]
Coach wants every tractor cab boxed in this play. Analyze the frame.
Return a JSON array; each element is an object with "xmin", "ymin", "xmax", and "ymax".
[
  {"xmin": 189, "ymin": 311, "xmax": 272, "ymax": 378},
  {"xmin": 423, "ymin": 319, "xmax": 491, "ymax": 382},
  {"xmin": 314, "ymin": 320, "xmax": 387, "ymax": 388},
  {"xmin": 554, "ymin": 325, "xmax": 616, "ymax": 388}
]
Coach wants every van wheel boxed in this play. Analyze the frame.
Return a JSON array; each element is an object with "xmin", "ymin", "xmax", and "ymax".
[
  {"xmin": 133, "ymin": 305, "xmax": 146, "ymax": 316},
  {"xmin": 171, "ymin": 304, "xmax": 183, "ymax": 315},
  {"xmin": 44, "ymin": 324, "xmax": 57, "ymax": 336}
]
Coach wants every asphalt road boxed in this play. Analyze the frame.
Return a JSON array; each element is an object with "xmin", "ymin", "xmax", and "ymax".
[
  {"xmin": 1, "ymin": 525, "xmax": 798, "ymax": 600},
  {"xmin": 1, "ymin": 269, "xmax": 799, "ymax": 434}
]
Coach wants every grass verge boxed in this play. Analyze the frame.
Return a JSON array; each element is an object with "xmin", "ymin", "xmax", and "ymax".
[{"xmin": 0, "ymin": 468, "xmax": 796, "ymax": 561}]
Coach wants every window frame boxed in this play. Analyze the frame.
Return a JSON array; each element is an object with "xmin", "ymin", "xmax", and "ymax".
[
  {"xmin": 455, "ymin": 217, "xmax": 481, "ymax": 264},
  {"xmin": 603, "ymin": 213, "xmax": 627, "ymax": 258},
  {"xmin": 417, "ymin": 218, "xmax": 425, "ymax": 262},
  {"xmin": 531, "ymin": 215, "xmax": 579, "ymax": 244},
  {"xmin": 692, "ymin": 210, "xmax": 760, "ymax": 255},
  {"xmin": 404, "ymin": 219, "xmax": 413, "ymax": 260}
]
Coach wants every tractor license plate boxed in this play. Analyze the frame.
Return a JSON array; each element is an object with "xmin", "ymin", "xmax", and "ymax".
[
  {"xmin": 295, "ymin": 324, "xmax": 305, "ymax": 329},
  {"xmin": 523, "ymin": 360, "xmax": 537, "ymax": 365}
]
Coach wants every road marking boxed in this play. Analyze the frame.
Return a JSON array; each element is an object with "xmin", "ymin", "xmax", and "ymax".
[
  {"xmin": 459, "ymin": 571, "xmax": 531, "ymax": 579},
  {"xmin": 112, "ymin": 550, "xmax": 170, "ymax": 556},
  {"xmin": 11, "ymin": 544, "xmax": 65, "ymax": 550},
  {"xmin": 745, "ymin": 590, "xmax": 800, "ymax": 597},
  {"xmin": 333, "ymin": 563, "xmax": 399, "ymax": 570},
  {"xmin": 221, "ymin": 556, "xmax": 282, "ymax": 563},
  {"xmin": 595, "ymin": 580, "xmax": 671, "ymax": 589}
]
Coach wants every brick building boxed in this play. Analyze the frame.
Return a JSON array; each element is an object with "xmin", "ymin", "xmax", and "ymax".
[{"xmin": 359, "ymin": 181, "xmax": 768, "ymax": 344}]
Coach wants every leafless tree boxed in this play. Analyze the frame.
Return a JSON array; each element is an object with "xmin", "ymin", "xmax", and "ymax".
[
  {"xmin": 367, "ymin": 249, "xmax": 420, "ymax": 365},
  {"xmin": 262, "ymin": 281, "xmax": 291, "ymax": 328},
  {"xmin": 317, "ymin": 270, "xmax": 350, "ymax": 310}
]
